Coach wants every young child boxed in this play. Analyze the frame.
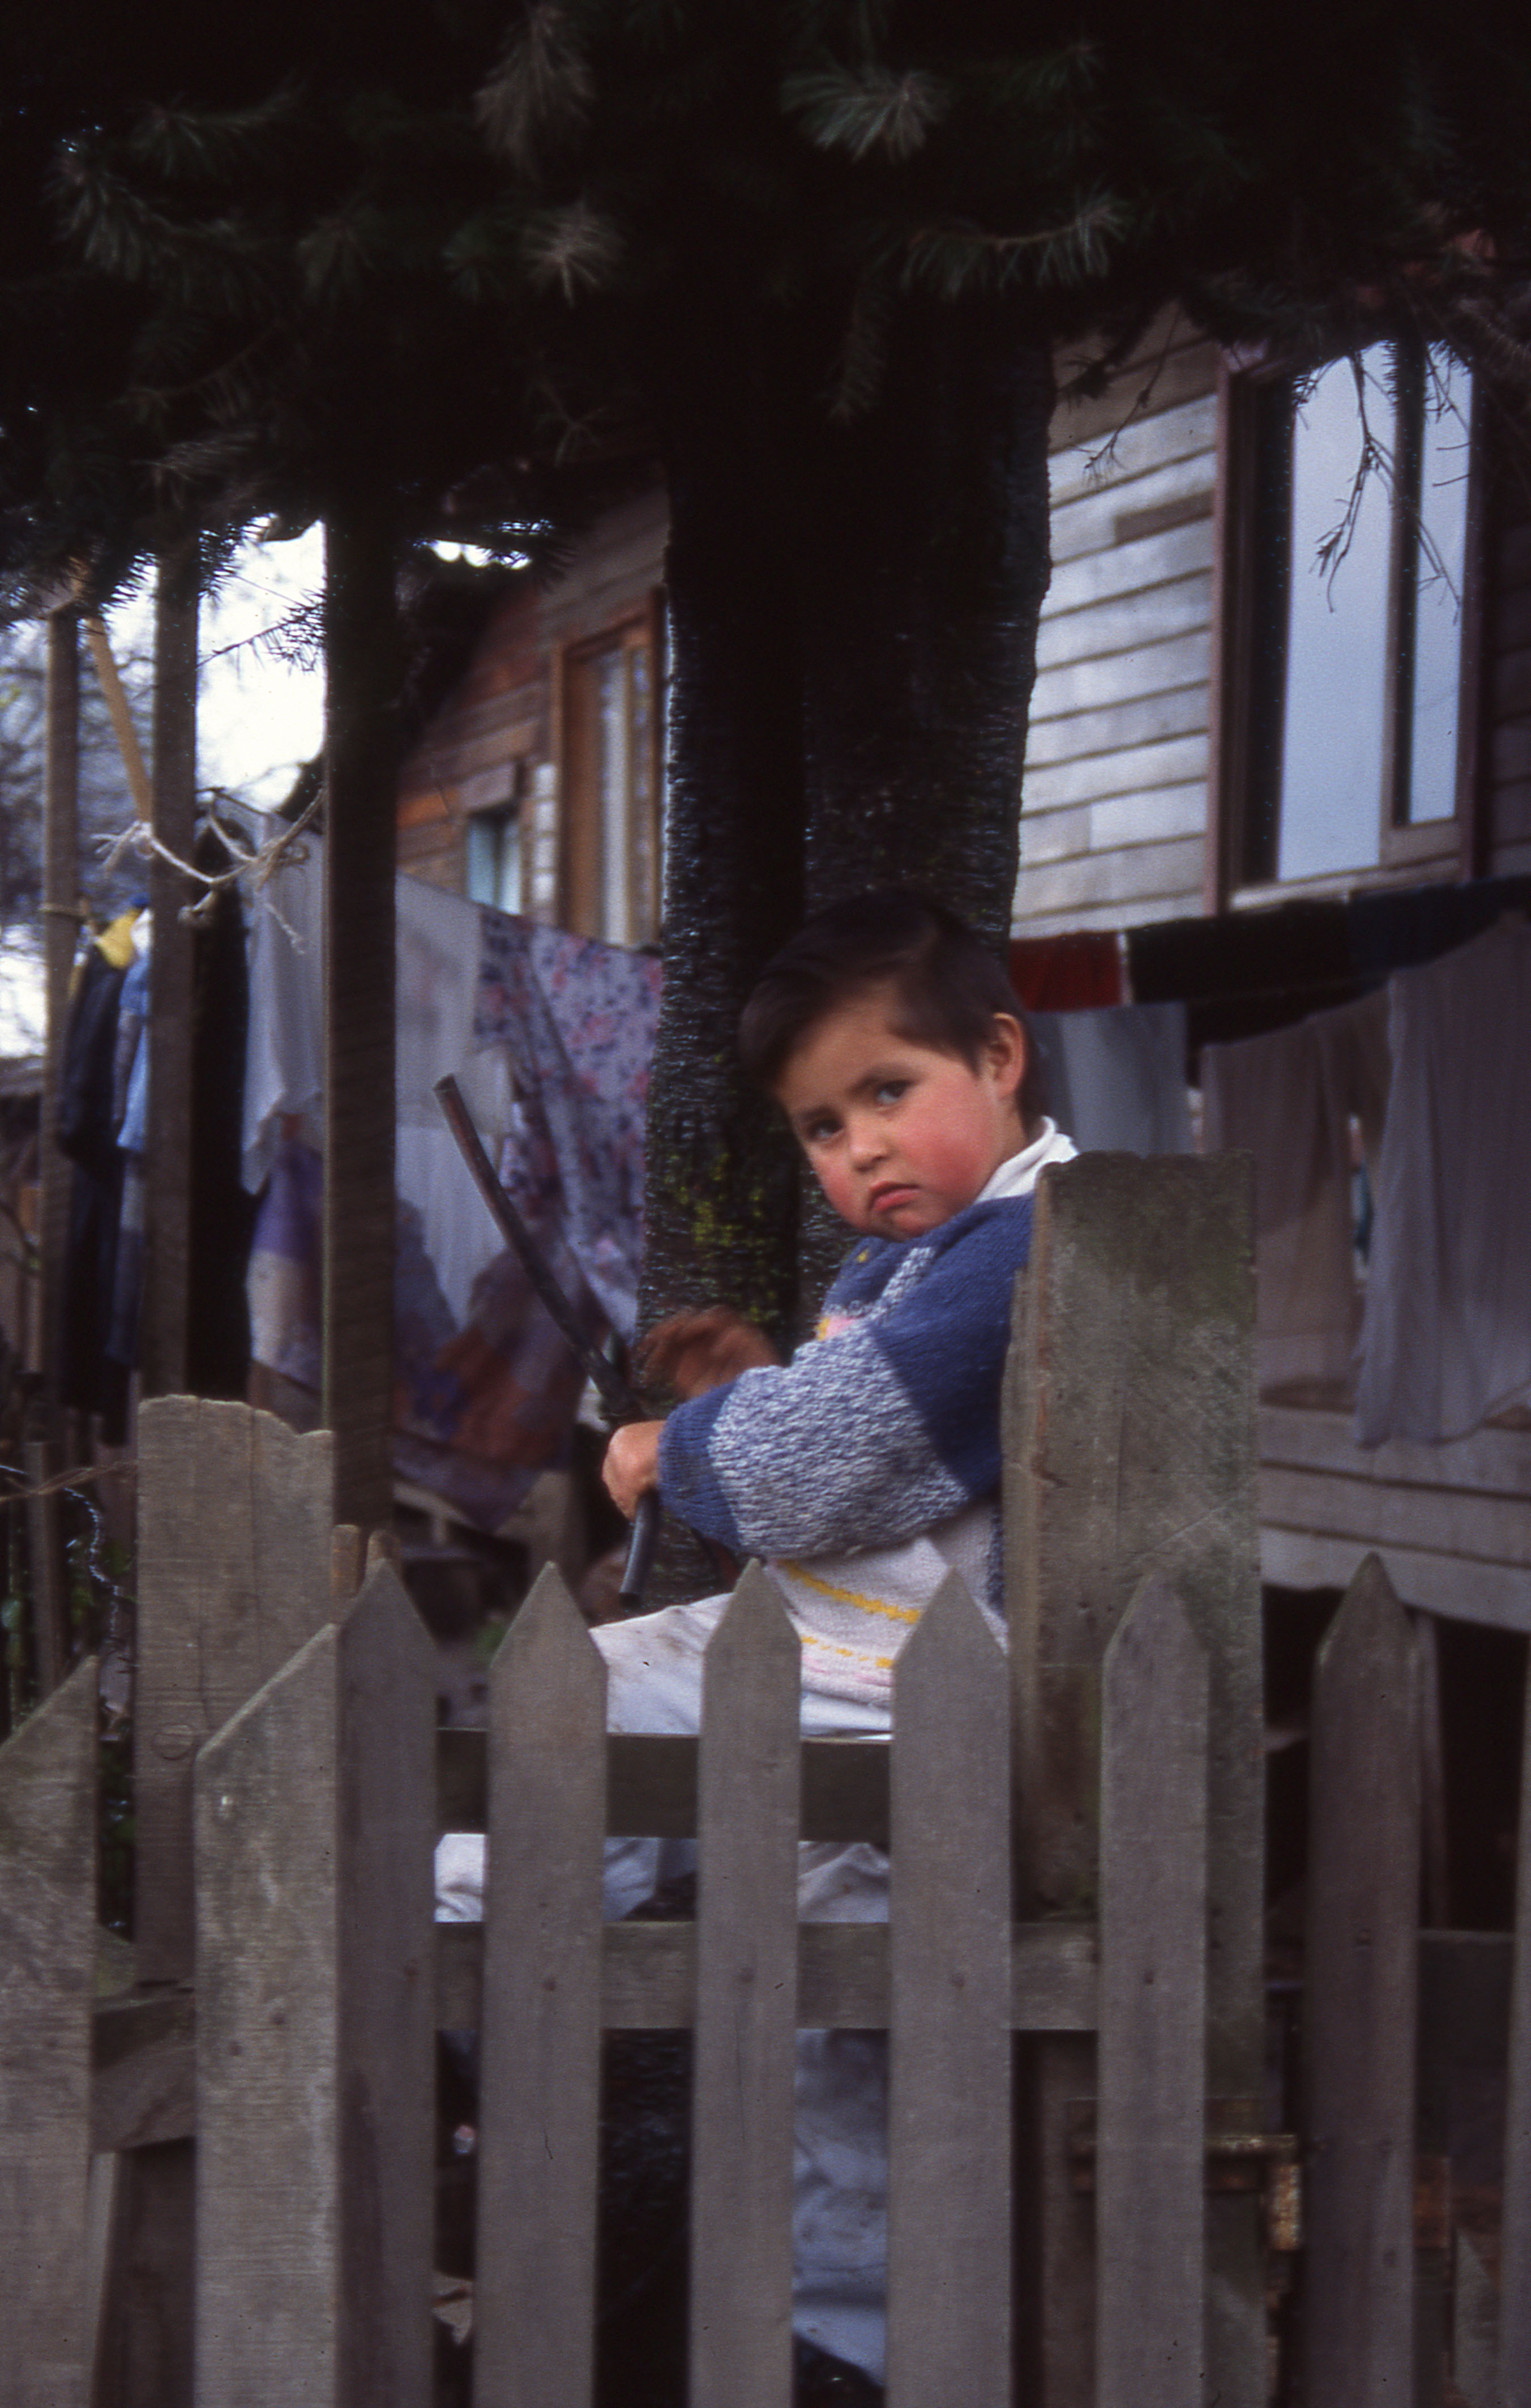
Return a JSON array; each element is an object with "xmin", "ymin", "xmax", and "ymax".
[{"xmin": 601, "ymin": 887, "xmax": 1074, "ymax": 1722}]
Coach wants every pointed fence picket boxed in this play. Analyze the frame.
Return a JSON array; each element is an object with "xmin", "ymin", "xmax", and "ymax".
[
  {"xmin": 473, "ymin": 1567, "xmax": 608, "ymax": 2408},
  {"xmin": 1302, "ymin": 1553, "xmax": 1421, "ymax": 2408},
  {"xmin": 1096, "ymin": 1573, "xmax": 1208, "ymax": 2408},
  {"xmin": 887, "ymin": 1573, "xmax": 1013, "ymax": 2408},
  {"xmin": 689, "ymin": 1565, "xmax": 802, "ymax": 2408}
]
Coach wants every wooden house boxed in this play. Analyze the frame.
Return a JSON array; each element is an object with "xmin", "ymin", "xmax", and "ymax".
[{"xmin": 394, "ymin": 317, "xmax": 1531, "ymax": 1673}]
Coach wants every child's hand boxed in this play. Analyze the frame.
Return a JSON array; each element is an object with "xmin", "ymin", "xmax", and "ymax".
[
  {"xmin": 603, "ymin": 1420, "xmax": 664, "ymax": 1518},
  {"xmin": 639, "ymin": 1307, "xmax": 780, "ymax": 1399}
]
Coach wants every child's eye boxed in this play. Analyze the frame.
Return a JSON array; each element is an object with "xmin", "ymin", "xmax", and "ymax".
[
  {"xmin": 874, "ymin": 1079, "xmax": 909, "ymax": 1106},
  {"xmin": 805, "ymin": 1116, "xmax": 840, "ymax": 1145}
]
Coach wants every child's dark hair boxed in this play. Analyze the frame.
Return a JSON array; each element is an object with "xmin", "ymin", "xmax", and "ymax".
[{"xmin": 739, "ymin": 889, "xmax": 1046, "ymax": 1126}]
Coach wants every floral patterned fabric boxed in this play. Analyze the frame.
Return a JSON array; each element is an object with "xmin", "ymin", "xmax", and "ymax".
[
  {"xmin": 244, "ymin": 851, "xmax": 661, "ymax": 1530},
  {"xmin": 476, "ymin": 913, "xmax": 662, "ymax": 1339}
]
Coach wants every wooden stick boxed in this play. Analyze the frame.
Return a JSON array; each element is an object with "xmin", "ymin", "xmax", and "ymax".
[{"xmin": 82, "ymin": 613, "xmax": 153, "ymax": 819}]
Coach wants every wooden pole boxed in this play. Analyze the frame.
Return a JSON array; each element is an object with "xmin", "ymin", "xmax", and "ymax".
[
  {"xmin": 322, "ymin": 515, "xmax": 399, "ymax": 1535},
  {"xmin": 36, "ymin": 610, "xmax": 80, "ymax": 1399},
  {"xmin": 140, "ymin": 548, "xmax": 198, "ymax": 1398}
]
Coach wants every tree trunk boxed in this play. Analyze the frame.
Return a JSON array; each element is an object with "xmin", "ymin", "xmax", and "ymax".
[
  {"xmin": 323, "ymin": 513, "xmax": 400, "ymax": 1535},
  {"xmin": 641, "ymin": 329, "xmax": 809, "ymax": 1347},
  {"xmin": 644, "ymin": 306, "xmax": 1055, "ymax": 1354},
  {"xmin": 799, "ymin": 304, "xmax": 1054, "ymax": 940}
]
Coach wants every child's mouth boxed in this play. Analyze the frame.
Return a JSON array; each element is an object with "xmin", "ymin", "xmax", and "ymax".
[{"xmin": 869, "ymin": 1182, "xmax": 916, "ymax": 1213}]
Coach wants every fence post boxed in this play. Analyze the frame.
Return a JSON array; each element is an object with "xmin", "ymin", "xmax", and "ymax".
[
  {"xmin": 1302, "ymin": 1553, "xmax": 1419, "ymax": 2408},
  {"xmin": 473, "ymin": 1567, "xmax": 608, "ymax": 2408},
  {"xmin": 1004, "ymin": 1152, "xmax": 1263, "ymax": 2408},
  {"xmin": 195, "ymin": 1561, "xmax": 435, "ymax": 2408},
  {"xmin": 887, "ymin": 1573, "xmax": 1012, "ymax": 2408},
  {"xmin": 1097, "ymin": 1573, "xmax": 1208, "ymax": 2408},
  {"xmin": 0, "ymin": 1661, "xmax": 97, "ymax": 2408},
  {"xmin": 691, "ymin": 1562, "xmax": 801, "ymax": 2408},
  {"xmin": 135, "ymin": 1398, "xmax": 335, "ymax": 1985}
]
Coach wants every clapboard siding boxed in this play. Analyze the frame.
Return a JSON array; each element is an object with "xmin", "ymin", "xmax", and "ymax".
[
  {"xmin": 1024, "ymin": 683, "xmax": 1209, "ymax": 771},
  {"xmin": 1257, "ymin": 1405, "xmax": 1531, "ymax": 1632},
  {"xmin": 1045, "ymin": 514, "xmax": 1216, "ymax": 614},
  {"xmin": 1048, "ymin": 394, "xmax": 1219, "ymax": 507},
  {"xmin": 1034, "ymin": 571, "xmax": 1213, "ymax": 673},
  {"xmin": 1015, "ymin": 328, "xmax": 1218, "ymax": 937},
  {"xmin": 1023, "ymin": 731, "xmax": 1209, "ymax": 813},
  {"xmin": 1050, "ymin": 452, "xmax": 1220, "ymax": 565}
]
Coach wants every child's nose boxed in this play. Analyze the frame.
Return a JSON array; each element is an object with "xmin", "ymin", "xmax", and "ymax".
[{"xmin": 846, "ymin": 1116, "xmax": 885, "ymax": 1167}]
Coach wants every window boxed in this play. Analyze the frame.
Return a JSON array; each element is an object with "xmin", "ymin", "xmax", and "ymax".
[
  {"xmin": 559, "ymin": 607, "xmax": 662, "ymax": 945},
  {"xmin": 1224, "ymin": 341, "xmax": 1478, "ymax": 893},
  {"xmin": 465, "ymin": 799, "xmax": 523, "ymax": 916}
]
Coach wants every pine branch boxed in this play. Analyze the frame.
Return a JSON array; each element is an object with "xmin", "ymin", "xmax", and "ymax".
[
  {"xmin": 475, "ymin": 2, "xmax": 593, "ymax": 172},
  {"xmin": 521, "ymin": 198, "xmax": 623, "ymax": 301},
  {"xmin": 903, "ymin": 192, "xmax": 1126, "ymax": 299},
  {"xmin": 783, "ymin": 63, "xmax": 951, "ymax": 163}
]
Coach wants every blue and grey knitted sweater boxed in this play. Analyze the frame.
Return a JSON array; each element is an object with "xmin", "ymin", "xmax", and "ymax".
[{"xmin": 655, "ymin": 1124, "xmax": 1075, "ymax": 1704}]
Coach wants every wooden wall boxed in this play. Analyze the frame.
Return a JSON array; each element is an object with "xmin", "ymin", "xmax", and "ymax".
[
  {"xmin": 1013, "ymin": 318, "xmax": 1220, "ymax": 938},
  {"xmin": 396, "ymin": 488, "xmax": 668, "ymax": 900}
]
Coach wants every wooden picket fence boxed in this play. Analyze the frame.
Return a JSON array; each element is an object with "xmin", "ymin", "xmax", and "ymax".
[{"xmin": 0, "ymin": 1155, "xmax": 1525, "ymax": 2408}]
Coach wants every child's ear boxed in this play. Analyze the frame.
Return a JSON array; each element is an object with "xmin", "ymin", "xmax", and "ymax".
[{"xmin": 987, "ymin": 1013, "xmax": 1028, "ymax": 1100}]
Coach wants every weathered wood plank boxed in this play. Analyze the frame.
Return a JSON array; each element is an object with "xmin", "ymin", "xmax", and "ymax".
[
  {"xmin": 135, "ymin": 1398, "xmax": 335, "ymax": 1983},
  {"xmin": 1049, "ymin": 394, "xmax": 1219, "ymax": 505},
  {"xmin": 437, "ymin": 1725, "xmax": 891, "ymax": 1845},
  {"xmin": 196, "ymin": 1564, "xmax": 435, "ymax": 2408},
  {"xmin": 433, "ymin": 1917, "xmax": 1101, "ymax": 2034},
  {"xmin": 1258, "ymin": 1526, "xmax": 1531, "ymax": 1633},
  {"xmin": 1029, "ymin": 627, "xmax": 1211, "ymax": 724},
  {"xmin": 1044, "ymin": 516, "xmax": 1216, "ymax": 620},
  {"xmin": 1035, "ymin": 570, "xmax": 1213, "ymax": 674},
  {"xmin": 472, "ymin": 1568, "xmax": 606, "ymax": 2408},
  {"xmin": 0, "ymin": 1662, "xmax": 97, "ymax": 2408},
  {"xmin": 1096, "ymin": 1575, "xmax": 1208, "ymax": 2408},
  {"xmin": 1302, "ymin": 1555, "xmax": 1419, "ymax": 2408},
  {"xmin": 1006, "ymin": 1154, "xmax": 1264, "ymax": 2408},
  {"xmin": 195, "ymin": 1623, "xmax": 341, "ymax": 2407},
  {"xmin": 887, "ymin": 1575, "xmax": 1011, "ymax": 2408},
  {"xmin": 1022, "ymin": 731, "xmax": 1209, "ymax": 815},
  {"xmin": 1023, "ymin": 681, "xmax": 1208, "ymax": 774},
  {"xmin": 1050, "ymin": 454, "xmax": 1217, "ymax": 567},
  {"xmin": 1258, "ymin": 1403, "xmax": 1531, "ymax": 1500},
  {"xmin": 24, "ymin": 1433, "xmax": 67, "ymax": 1694},
  {"xmin": 1011, "ymin": 834, "xmax": 1207, "ymax": 919},
  {"xmin": 1500, "ymin": 1638, "xmax": 1531, "ymax": 2404},
  {"xmin": 1260, "ymin": 1460, "xmax": 1531, "ymax": 1564},
  {"xmin": 335, "ymin": 1565, "xmax": 435, "ymax": 2408},
  {"xmin": 690, "ymin": 1564, "xmax": 801, "ymax": 2408}
]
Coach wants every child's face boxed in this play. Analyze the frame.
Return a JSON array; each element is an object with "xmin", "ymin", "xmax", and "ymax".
[{"xmin": 772, "ymin": 985, "xmax": 1029, "ymax": 1240}]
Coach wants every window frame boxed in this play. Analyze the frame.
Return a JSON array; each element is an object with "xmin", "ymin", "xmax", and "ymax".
[
  {"xmin": 554, "ymin": 591, "xmax": 665, "ymax": 946},
  {"xmin": 1209, "ymin": 340, "xmax": 1488, "ymax": 911}
]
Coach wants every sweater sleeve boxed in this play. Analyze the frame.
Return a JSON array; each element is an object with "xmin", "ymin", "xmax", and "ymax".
[{"xmin": 655, "ymin": 1199, "xmax": 1033, "ymax": 1559}]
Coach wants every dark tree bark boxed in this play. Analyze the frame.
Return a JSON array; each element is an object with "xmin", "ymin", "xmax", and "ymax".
[
  {"xmin": 640, "ymin": 323, "xmax": 809, "ymax": 1347},
  {"xmin": 323, "ymin": 512, "xmax": 400, "ymax": 1535},
  {"xmin": 799, "ymin": 305, "xmax": 1055, "ymax": 943},
  {"xmin": 642, "ymin": 306, "xmax": 1056, "ymax": 1356}
]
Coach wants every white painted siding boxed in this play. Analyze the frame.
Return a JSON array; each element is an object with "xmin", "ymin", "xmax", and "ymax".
[{"xmin": 1014, "ymin": 327, "xmax": 1220, "ymax": 937}]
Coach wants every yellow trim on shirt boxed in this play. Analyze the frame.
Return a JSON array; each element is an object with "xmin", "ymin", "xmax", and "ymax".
[{"xmin": 778, "ymin": 1560, "xmax": 922, "ymax": 1626}]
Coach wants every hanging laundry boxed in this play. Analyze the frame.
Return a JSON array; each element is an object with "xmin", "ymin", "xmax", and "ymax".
[
  {"xmin": 1009, "ymin": 930, "xmax": 1123, "ymax": 1012},
  {"xmin": 243, "ymin": 843, "xmax": 661, "ymax": 1529},
  {"xmin": 474, "ymin": 912, "xmax": 660, "ymax": 1338},
  {"xmin": 1201, "ymin": 990, "xmax": 1390, "ymax": 1396},
  {"xmin": 1027, "ymin": 1002, "xmax": 1192, "ymax": 1156},
  {"xmin": 55, "ymin": 913, "xmax": 139, "ymax": 1440},
  {"xmin": 1356, "ymin": 920, "xmax": 1531, "ymax": 1444}
]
